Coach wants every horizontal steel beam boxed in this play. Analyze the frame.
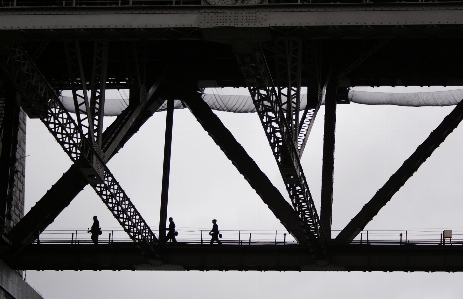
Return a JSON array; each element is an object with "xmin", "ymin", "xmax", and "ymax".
[
  {"xmin": 2, "ymin": 3, "xmax": 463, "ymax": 30},
  {"xmin": 7, "ymin": 243, "xmax": 463, "ymax": 272}
]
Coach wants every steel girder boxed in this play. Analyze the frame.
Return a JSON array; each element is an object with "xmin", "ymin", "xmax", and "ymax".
[
  {"xmin": 272, "ymin": 38, "xmax": 323, "ymax": 157},
  {"xmin": 64, "ymin": 41, "xmax": 94, "ymax": 146},
  {"xmin": 9, "ymin": 164, "xmax": 87, "ymax": 247},
  {"xmin": 235, "ymin": 44, "xmax": 327, "ymax": 257},
  {"xmin": 297, "ymin": 41, "xmax": 322, "ymax": 157},
  {"xmin": 336, "ymin": 97, "xmax": 463, "ymax": 243},
  {"xmin": 320, "ymin": 82, "xmax": 337, "ymax": 240},
  {"xmin": 10, "ymin": 242, "xmax": 463, "ymax": 272},
  {"xmin": 274, "ymin": 38, "xmax": 302, "ymax": 147},
  {"xmin": 64, "ymin": 40, "xmax": 108, "ymax": 157},
  {"xmin": 159, "ymin": 99, "xmax": 174, "ymax": 244},
  {"xmin": 89, "ymin": 41, "xmax": 109, "ymax": 148},
  {"xmin": 4, "ymin": 4, "xmax": 463, "ymax": 30},
  {"xmin": 0, "ymin": 45, "xmax": 158, "ymax": 256},
  {"xmin": 182, "ymin": 90, "xmax": 308, "ymax": 245}
]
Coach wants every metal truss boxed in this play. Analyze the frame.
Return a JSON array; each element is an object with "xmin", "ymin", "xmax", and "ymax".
[
  {"xmin": 274, "ymin": 38, "xmax": 302, "ymax": 146},
  {"xmin": 64, "ymin": 40, "xmax": 109, "ymax": 150},
  {"xmin": 272, "ymin": 38, "xmax": 322, "ymax": 157},
  {"xmin": 0, "ymin": 45, "xmax": 158, "ymax": 255},
  {"xmin": 235, "ymin": 44, "xmax": 327, "ymax": 257},
  {"xmin": 338, "ymin": 39, "xmax": 390, "ymax": 78},
  {"xmin": 30, "ymin": 42, "xmax": 49, "ymax": 62},
  {"xmin": 89, "ymin": 41, "xmax": 109, "ymax": 148},
  {"xmin": 64, "ymin": 41, "xmax": 93, "ymax": 144},
  {"xmin": 9, "ymin": 76, "xmax": 165, "ymax": 250},
  {"xmin": 297, "ymin": 41, "xmax": 322, "ymax": 157}
]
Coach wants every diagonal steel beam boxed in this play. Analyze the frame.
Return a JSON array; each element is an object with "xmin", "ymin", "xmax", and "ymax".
[
  {"xmin": 234, "ymin": 44, "xmax": 327, "ymax": 257},
  {"xmin": 336, "ymin": 98, "xmax": 463, "ymax": 243},
  {"xmin": 182, "ymin": 90, "xmax": 308, "ymax": 245},
  {"xmin": 102, "ymin": 74, "xmax": 165, "ymax": 160},
  {"xmin": 1, "ymin": 45, "xmax": 158, "ymax": 256},
  {"xmin": 297, "ymin": 91, "xmax": 321, "ymax": 157},
  {"xmin": 297, "ymin": 41, "xmax": 323, "ymax": 157},
  {"xmin": 9, "ymin": 164, "xmax": 88, "ymax": 246}
]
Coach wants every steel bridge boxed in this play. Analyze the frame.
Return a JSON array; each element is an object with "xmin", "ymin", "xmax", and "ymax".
[{"xmin": 2, "ymin": 0, "xmax": 463, "ymax": 272}]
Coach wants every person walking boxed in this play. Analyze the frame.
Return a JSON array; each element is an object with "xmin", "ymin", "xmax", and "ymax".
[
  {"xmin": 209, "ymin": 219, "xmax": 222, "ymax": 245},
  {"xmin": 88, "ymin": 216, "xmax": 101, "ymax": 244},
  {"xmin": 166, "ymin": 217, "xmax": 177, "ymax": 243}
]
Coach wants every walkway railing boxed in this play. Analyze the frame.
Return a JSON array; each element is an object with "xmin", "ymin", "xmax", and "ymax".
[
  {"xmin": 34, "ymin": 228, "xmax": 463, "ymax": 246},
  {"xmin": 33, "ymin": 228, "xmax": 298, "ymax": 245},
  {"xmin": 32, "ymin": 228, "xmax": 463, "ymax": 246},
  {"xmin": 339, "ymin": 229, "xmax": 463, "ymax": 246}
]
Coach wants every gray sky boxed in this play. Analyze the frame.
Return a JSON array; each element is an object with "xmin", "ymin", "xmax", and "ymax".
[{"xmin": 22, "ymin": 87, "xmax": 463, "ymax": 298}]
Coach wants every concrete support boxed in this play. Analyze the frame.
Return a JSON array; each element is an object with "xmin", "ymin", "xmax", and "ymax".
[
  {"xmin": 0, "ymin": 89, "xmax": 26, "ymax": 233},
  {"xmin": 0, "ymin": 259, "xmax": 42, "ymax": 299}
]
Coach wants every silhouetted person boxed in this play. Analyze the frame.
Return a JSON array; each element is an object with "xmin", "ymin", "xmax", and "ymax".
[
  {"xmin": 209, "ymin": 219, "xmax": 221, "ymax": 245},
  {"xmin": 166, "ymin": 217, "xmax": 177, "ymax": 243},
  {"xmin": 88, "ymin": 216, "xmax": 101, "ymax": 244}
]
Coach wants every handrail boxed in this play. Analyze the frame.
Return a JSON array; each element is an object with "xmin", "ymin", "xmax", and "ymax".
[
  {"xmin": 33, "ymin": 228, "xmax": 463, "ymax": 246},
  {"xmin": 35, "ymin": 229, "xmax": 297, "ymax": 245}
]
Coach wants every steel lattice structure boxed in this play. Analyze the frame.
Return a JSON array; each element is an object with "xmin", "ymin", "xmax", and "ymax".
[
  {"xmin": 2, "ymin": 1, "xmax": 463, "ymax": 272},
  {"xmin": 0, "ymin": 45, "xmax": 158, "ymax": 256},
  {"xmin": 235, "ymin": 44, "xmax": 327, "ymax": 257}
]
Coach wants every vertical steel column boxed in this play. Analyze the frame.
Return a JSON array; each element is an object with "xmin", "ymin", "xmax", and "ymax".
[
  {"xmin": 64, "ymin": 41, "xmax": 94, "ymax": 144},
  {"xmin": 320, "ymin": 83, "xmax": 337, "ymax": 240},
  {"xmin": 89, "ymin": 41, "xmax": 109, "ymax": 148},
  {"xmin": 159, "ymin": 99, "xmax": 174, "ymax": 244},
  {"xmin": 0, "ymin": 89, "xmax": 20, "ymax": 231}
]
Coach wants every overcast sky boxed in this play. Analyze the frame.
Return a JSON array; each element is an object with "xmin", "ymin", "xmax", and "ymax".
[{"xmin": 22, "ymin": 87, "xmax": 463, "ymax": 298}]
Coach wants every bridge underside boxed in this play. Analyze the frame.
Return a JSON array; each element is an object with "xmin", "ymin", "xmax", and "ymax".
[
  {"xmin": 6, "ymin": 243, "xmax": 463, "ymax": 272},
  {"xmin": 2, "ymin": 2, "xmax": 463, "ymax": 272},
  {"xmin": 9, "ymin": 34, "xmax": 463, "ymax": 89}
]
